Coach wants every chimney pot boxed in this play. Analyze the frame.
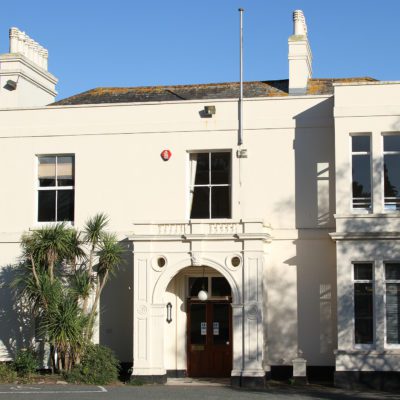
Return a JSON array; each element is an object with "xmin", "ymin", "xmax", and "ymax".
[{"xmin": 288, "ymin": 10, "xmax": 312, "ymax": 95}]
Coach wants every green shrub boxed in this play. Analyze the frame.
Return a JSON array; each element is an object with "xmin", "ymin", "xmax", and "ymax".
[
  {"xmin": 0, "ymin": 363, "xmax": 17, "ymax": 383},
  {"xmin": 65, "ymin": 344, "xmax": 119, "ymax": 385},
  {"xmin": 13, "ymin": 348, "xmax": 38, "ymax": 377}
]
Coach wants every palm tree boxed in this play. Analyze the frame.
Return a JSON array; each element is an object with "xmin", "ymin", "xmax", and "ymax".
[
  {"xmin": 86, "ymin": 233, "xmax": 123, "ymax": 339},
  {"xmin": 40, "ymin": 295, "xmax": 88, "ymax": 372},
  {"xmin": 81, "ymin": 213, "xmax": 109, "ymax": 314},
  {"xmin": 13, "ymin": 214, "xmax": 123, "ymax": 372},
  {"xmin": 22, "ymin": 223, "xmax": 73, "ymax": 283}
]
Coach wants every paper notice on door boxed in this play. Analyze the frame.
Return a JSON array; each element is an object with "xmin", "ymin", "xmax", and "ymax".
[
  {"xmin": 213, "ymin": 322, "xmax": 219, "ymax": 335},
  {"xmin": 201, "ymin": 322, "xmax": 207, "ymax": 335}
]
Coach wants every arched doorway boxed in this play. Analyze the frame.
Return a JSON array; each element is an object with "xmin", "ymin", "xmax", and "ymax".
[{"xmin": 164, "ymin": 266, "xmax": 233, "ymax": 378}]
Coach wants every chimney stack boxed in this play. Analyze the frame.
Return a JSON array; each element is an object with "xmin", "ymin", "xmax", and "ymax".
[
  {"xmin": 0, "ymin": 28, "xmax": 57, "ymax": 107},
  {"xmin": 288, "ymin": 10, "xmax": 312, "ymax": 95}
]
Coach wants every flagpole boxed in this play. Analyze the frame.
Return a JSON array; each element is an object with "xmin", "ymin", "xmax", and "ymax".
[{"xmin": 238, "ymin": 8, "xmax": 244, "ymax": 146}]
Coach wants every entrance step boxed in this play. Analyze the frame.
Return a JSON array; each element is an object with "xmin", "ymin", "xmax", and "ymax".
[{"xmin": 166, "ymin": 378, "xmax": 230, "ymax": 386}]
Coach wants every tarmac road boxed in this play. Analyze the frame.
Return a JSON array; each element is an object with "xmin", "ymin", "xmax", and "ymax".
[{"xmin": 0, "ymin": 383, "xmax": 399, "ymax": 400}]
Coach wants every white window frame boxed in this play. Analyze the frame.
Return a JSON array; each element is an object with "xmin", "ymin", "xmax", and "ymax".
[
  {"xmin": 382, "ymin": 134, "xmax": 400, "ymax": 212},
  {"xmin": 36, "ymin": 154, "xmax": 75, "ymax": 224},
  {"xmin": 352, "ymin": 262, "xmax": 375, "ymax": 349},
  {"xmin": 188, "ymin": 150, "xmax": 231, "ymax": 220},
  {"xmin": 351, "ymin": 135, "xmax": 372, "ymax": 213},
  {"xmin": 384, "ymin": 262, "xmax": 400, "ymax": 348}
]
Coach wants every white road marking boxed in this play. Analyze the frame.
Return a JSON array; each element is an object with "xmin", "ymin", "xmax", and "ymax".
[
  {"xmin": 11, "ymin": 386, "xmax": 40, "ymax": 390},
  {"xmin": 0, "ymin": 385, "xmax": 107, "ymax": 394}
]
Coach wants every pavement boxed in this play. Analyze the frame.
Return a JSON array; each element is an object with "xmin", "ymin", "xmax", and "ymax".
[{"xmin": 0, "ymin": 381, "xmax": 398, "ymax": 400}]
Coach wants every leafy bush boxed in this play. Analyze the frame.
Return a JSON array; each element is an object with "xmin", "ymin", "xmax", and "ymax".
[
  {"xmin": 13, "ymin": 348, "xmax": 38, "ymax": 376},
  {"xmin": 65, "ymin": 344, "xmax": 119, "ymax": 385},
  {"xmin": 0, "ymin": 363, "xmax": 17, "ymax": 383}
]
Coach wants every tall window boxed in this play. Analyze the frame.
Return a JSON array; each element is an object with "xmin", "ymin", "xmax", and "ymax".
[
  {"xmin": 38, "ymin": 155, "xmax": 74, "ymax": 222},
  {"xmin": 384, "ymin": 136, "xmax": 400, "ymax": 211},
  {"xmin": 385, "ymin": 263, "xmax": 400, "ymax": 345},
  {"xmin": 352, "ymin": 136, "xmax": 371, "ymax": 210},
  {"xmin": 353, "ymin": 263, "xmax": 374, "ymax": 345},
  {"xmin": 189, "ymin": 152, "xmax": 231, "ymax": 219}
]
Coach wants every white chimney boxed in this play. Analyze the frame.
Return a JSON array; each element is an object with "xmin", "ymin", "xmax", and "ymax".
[
  {"xmin": 288, "ymin": 10, "xmax": 312, "ymax": 95},
  {"xmin": 0, "ymin": 27, "xmax": 57, "ymax": 107}
]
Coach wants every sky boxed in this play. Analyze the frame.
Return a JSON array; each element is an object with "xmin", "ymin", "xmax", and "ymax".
[{"xmin": 1, "ymin": 0, "xmax": 399, "ymax": 101}]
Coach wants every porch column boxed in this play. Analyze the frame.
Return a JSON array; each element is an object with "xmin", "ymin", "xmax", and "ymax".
[
  {"xmin": 131, "ymin": 254, "xmax": 167, "ymax": 383},
  {"xmin": 231, "ymin": 252, "xmax": 266, "ymax": 388}
]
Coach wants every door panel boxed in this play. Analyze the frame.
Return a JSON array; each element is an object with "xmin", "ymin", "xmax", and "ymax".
[
  {"xmin": 188, "ymin": 303, "xmax": 208, "ymax": 377},
  {"xmin": 188, "ymin": 301, "xmax": 232, "ymax": 377}
]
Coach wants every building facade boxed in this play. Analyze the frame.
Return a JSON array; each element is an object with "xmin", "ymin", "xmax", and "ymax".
[{"xmin": 0, "ymin": 11, "xmax": 399, "ymax": 389}]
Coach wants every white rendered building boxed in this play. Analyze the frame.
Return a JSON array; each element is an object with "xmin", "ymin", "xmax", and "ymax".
[{"xmin": 0, "ymin": 11, "xmax": 399, "ymax": 390}]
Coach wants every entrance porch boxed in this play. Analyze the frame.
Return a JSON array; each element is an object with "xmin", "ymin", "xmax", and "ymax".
[{"xmin": 129, "ymin": 220, "xmax": 271, "ymax": 388}]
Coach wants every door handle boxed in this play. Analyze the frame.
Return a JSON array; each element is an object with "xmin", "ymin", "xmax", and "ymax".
[{"xmin": 226, "ymin": 341, "xmax": 230, "ymax": 345}]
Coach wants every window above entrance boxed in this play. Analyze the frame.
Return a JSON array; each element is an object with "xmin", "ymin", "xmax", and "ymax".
[
  {"xmin": 188, "ymin": 276, "xmax": 231, "ymax": 298},
  {"xmin": 189, "ymin": 152, "xmax": 231, "ymax": 219}
]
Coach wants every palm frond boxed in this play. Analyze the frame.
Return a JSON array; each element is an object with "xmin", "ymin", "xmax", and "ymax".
[
  {"xmin": 97, "ymin": 233, "xmax": 124, "ymax": 279},
  {"xmin": 83, "ymin": 213, "xmax": 109, "ymax": 247}
]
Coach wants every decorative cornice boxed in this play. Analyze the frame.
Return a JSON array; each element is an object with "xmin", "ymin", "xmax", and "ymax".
[
  {"xmin": 129, "ymin": 220, "xmax": 272, "ymax": 242},
  {"xmin": 0, "ymin": 53, "xmax": 57, "ymax": 84},
  {"xmin": 0, "ymin": 69, "xmax": 57, "ymax": 97},
  {"xmin": 330, "ymin": 231, "xmax": 400, "ymax": 241},
  {"xmin": 335, "ymin": 349, "xmax": 400, "ymax": 356}
]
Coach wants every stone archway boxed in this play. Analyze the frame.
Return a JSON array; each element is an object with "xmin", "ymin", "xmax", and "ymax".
[{"xmin": 152, "ymin": 256, "xmax": 241, "ymax": 305}]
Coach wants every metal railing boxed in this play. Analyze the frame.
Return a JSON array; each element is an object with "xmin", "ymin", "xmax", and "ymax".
[{"xmin": 352, "ymin": 197, "xmax": 371, "ymax": 210}]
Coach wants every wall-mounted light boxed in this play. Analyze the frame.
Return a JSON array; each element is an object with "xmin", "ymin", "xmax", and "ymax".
[
  {"xmin": 204, "ymin": 105, "xmax": 216, "ymax": 116},
  {"xmin": 5, "ymin": 79, "xmax": 17, "ymax": 91},
  {"xmin": 166, "ymin": 302, "xmax": 172, "ymax": 323}
]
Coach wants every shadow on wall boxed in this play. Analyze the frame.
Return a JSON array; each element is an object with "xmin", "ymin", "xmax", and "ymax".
[
  {"xmin": 0, "ymin": 264, "xmax": 34, "ymax": 360},
  {"xmin": 100, "ymin": 239, "xmax": 133, "ymax": 363},
  {"xmin": 294, "ymin": 97, "xmax": 336, "ymax": 230},
  {"xmin": 264, "ymin": 266, "xmax": 298, "ymax": 366},
  {"xmin": 291, "ymin": 98, "xmax": 338, "ymax": 365}
]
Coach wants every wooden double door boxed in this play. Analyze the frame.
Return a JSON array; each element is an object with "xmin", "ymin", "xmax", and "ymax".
[{"xmin": 187, "ymin": 300, "xmax": 232, "ymax": 377}]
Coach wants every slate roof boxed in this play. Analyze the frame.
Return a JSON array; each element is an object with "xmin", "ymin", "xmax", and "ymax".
[{"xmin": 50, "ymin": 77, "xmax": 377, "ymax": 106}]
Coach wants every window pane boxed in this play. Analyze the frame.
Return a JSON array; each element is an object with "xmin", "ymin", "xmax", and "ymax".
[
  {"xmin": 38, "ymin": 190, "xmax": 56, "ymax": 222},
  {"xmin": 354, "ymin": 263, "xmax": 373, "ymax": 280},
  {"xmin": 212, "ymin": 303, "xmax": 230, "ymax": 345},
  {"xmin": 194, "ymin": 153, "xmax": 209, "ymax": 185},
  {"xmin": 386, "ymin": 283, "xmax": 400, "ymax": 344},
  {"xmin": 352, "ymin": 136, "xmax": 370, "ymax": 152},
  {"xmin": 211, "ymin": 186, "xmax": 230, "ymax": 218},
  {"xmin": 211, "ymin": 153, "xmax": 230, "ymax": 184},
  {"xmin": 57, "ymin": 156, "xmax": 74, "ymax": 186},
  {"xmin": 352, "ymin": 155, "xmax": 371, "ymax": 200},
  {"xmin": 38, "ymin": 157, "xmax": 56, "ymax": 187},
  {"xmin": 57, "ymin": 190, "xmax": 74, "ymax": 221},
  {"xmin": 354, "ymin": 282, "xmax": 374, "ymax": 344},
  {"xmin": 384, "ymin": 155, "xmax": 400, "ymax": 198},
  {"xmin": 384, "ymin": 136, "xmax": 400, "ymax": 152},
  {"xmin": 386, "ymin": 263, "xmax": 400, "ymax": 280},
  {"xmin": 191, "ymin": 187, "xmax": 210, "ymax": 218},
  {"xmin": 190, "ymin": 304, "xmax": 206, "ymax": 345},
  {"xmin": 211, "ymin": 277, "xmax": 231, "ymax": 297},
  {"xmin": 189, "ymin": 278, "xmax": 209, "ymax": 297}
]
